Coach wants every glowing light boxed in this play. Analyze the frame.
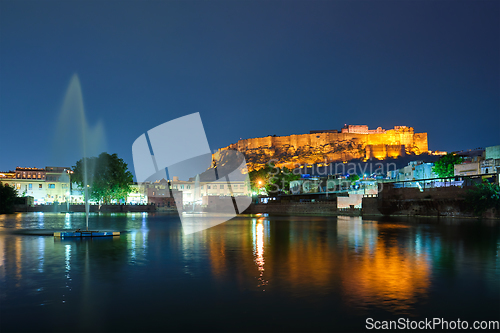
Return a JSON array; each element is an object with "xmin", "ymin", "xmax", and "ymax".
[
  {"xmin": 253, "ymin": 218, "xmax": 268, "ymax": 289},
  {"xmin": 256, "ymin": 222, "xmax": 264, "ymax": 268}
]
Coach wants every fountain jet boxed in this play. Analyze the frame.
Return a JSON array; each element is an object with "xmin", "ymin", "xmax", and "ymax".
[{"xmin": 52, "ymin": 74, "xmax": 106, "ymax": 232}]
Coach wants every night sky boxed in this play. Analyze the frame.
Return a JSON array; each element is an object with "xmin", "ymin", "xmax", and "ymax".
[{"xmin": 1, "ymin": 0, "xmax": 498, "ymax": 176}]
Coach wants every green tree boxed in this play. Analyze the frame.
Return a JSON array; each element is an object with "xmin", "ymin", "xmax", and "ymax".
[
  {"xmin": 248, "ymin": 164, "xmax": 274, "ymax": 195},
  {"xmin": 268, "ymin": 167, "xmax": 301, "ymax": 194},
  {"xmin": 464, "ymin": 182, "xmax": 500, "ymax": 217},
  {"xmin": 0, "ymin": 182, "xmax": 18, "ymax": 213},
  {"xmin": 433, "ymin": 153, "xmax": 463, "ymax": 178},
  {"xmin": 347, "ymin": 174, "xmax": 360, "ymax": 183},
  {"xmin": 249, "ymin": 162, "xmax": 300, "ymax": 195},
  {"xmin": 72, "ymin": 152, "xmax": 134, "ymax": 203}
]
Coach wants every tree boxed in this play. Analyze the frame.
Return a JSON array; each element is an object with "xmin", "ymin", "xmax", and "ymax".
[
  {"xmin": 464, "ymin": 182, "xmax": 500, "ymax": 217},
  {"xmin": 433, "ymin": 153, "xmax": 463, "ymax": 178},
  {"xmin": 249, "ymin": 164, "xmax": 274, "ymax": 195},
  {"xmin": 249, "ymin": 163, "xmax": 301, "ymax": 195},
  {"xmin": 267, "ymin": 167, "xmax": 301, "ymax": 194},
  {"xmin": 347, "ymin": 174, "xmax": 360, "ymax": 183},
  {"xmin": 72, "ymin": 152, "xmax": 134, "ymax": 203},
  {"xmin": 0, "ymin": 182, "xmax": 18, "ymax": 213}
]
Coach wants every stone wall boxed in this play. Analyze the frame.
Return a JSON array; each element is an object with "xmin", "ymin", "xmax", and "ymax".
[
  {"xmin": 244, "ymin": 201, "xmax": 338, "ymax": 215},
  {"xmin": 18, "ymin": 204, "xmax": 157, "ymax": 213},
  {"xmin": 220, "ymin": 126, "xmax": 428, "ymax": 170},
  {"xmin": 363, "ymin": 185, "xmax": 499, "ymax": 219}
]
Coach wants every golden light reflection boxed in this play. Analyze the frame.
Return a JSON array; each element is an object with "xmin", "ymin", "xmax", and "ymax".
[
  {"xmin": 283, "ymin": 225, "xmax": 337, "ymax": 290},
  {"xmin": 208, "ymin": 233, "xmax": 226, "ymax": 278},
  {"xmin": 254, "ymin": 218, "xmax": 267, "ymax": 288},
  {"xmin": 15, "ymin": 213, "xmax": 22, "ymax": 229},
  {"xmin": 341, "ymin": 225, "xmax": 430, "ymax": 314}
]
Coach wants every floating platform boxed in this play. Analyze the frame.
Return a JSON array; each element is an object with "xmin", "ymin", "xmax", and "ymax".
[{"xmin": 54, "ymin": 230, "xmax": 120, "ymax": 238}]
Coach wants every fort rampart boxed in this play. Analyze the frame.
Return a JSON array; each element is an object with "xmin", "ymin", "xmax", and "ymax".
[{"xmin": 220, "ymin": 126, "xmax": 428, "ymax": 170}]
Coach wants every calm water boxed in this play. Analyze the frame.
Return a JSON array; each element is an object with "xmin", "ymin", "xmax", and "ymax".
[{"xmin": 0, "ymin": 213, "xmax": 498, "ymax": 332}]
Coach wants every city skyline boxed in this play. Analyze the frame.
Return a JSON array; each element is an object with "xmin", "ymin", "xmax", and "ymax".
[{"xmin": 1, "ymin": 0, "xmax": 498, "ymax": 175}]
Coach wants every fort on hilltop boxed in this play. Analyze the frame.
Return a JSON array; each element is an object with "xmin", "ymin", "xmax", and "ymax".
[{"xmin": 219, "ymin": 125, "xmax": 428, "ymax": 171}]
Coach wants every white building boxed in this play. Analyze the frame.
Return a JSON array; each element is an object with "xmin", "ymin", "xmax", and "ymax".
[
  {"xmin": 0, "ymin": 167, "xmax": 71, "ymax": 204},
  {"xmin": 387, "ymin": 161, "xmax": 437, "ymax": 181},
  {"xmin": 140, "ymin": 176, "xmax": 250, "ymax": 209}
]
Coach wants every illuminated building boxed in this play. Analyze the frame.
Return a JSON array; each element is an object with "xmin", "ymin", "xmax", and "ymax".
[
  {"xmin": 0, "ymin": 166, "xmax": 71, "ymax": 204},
  {"xmin": 387, "ymin": 161, "xmax": 438, "ymax": 181},
  {"xmin": 141, "ymin": 177, "xmax": 250, "ymax": 210}
]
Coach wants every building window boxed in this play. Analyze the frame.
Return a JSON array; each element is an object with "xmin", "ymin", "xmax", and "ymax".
[
  {"xmin": 220, "ymin": 185, "xmax": 224, "ymax": 189},
  {"xmin": 201, "ymin": 186, "xmax": 204, "ymax": 189},
  {"xmin": 62, "ymin": 184, "xmax": 68, "ymax": 189},
  {"xmin": 180, "ymin": 185, "xmax": 184, "ymax": 189},
  {"xmin": 187, "ymin": 185, "xmax": 191, "ymax": 189},
  {"xmin": 207, "ymin": 185, "xmax": 211, "ymax": 189},
  {"xmin": 48, "ymin": 184, "xmax": 55, "ymax": 189},
  {"xmin": 213, "ymin": 185, "xmax": 217, "ymax": 189},
  {"xmin": 173, "ymin": 185, "xmax": 177, "ymax": 189},
  {"xmin": 29, "ymin": 184, "xmax": 32, "ymax": 190},
  {"xmin": 39, "ymin": 184, "xmax": 43, "ymax": 189},
  {"xmin": 16, "ymin": 184, "xmax": 21, "ymax": 190},
  {"xmin": 240, "ymin": 185, "xmax": 244, "ymax": 188}
]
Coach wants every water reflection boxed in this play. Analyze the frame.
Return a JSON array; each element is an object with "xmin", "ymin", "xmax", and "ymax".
[
  {"xmin": 15, "ymin": 237, "xmax": 21, "ymax": 285},
  {"xmin": 37, "ymin": 237, "xmax": 44, "ymax": 273},
  {"xmin": 336, "ymin": 220, "xmax": 431, "ymax": 314},
  {"xmin": 38, "ymin": 212, "xmax": 45, "ymax": 229},
  {"xmin": 342, "ymin": 226, "xmax": 430, "ymax": 314},
  {"xmin": 253, "ymin": 218, "xmax": 268, "ymax": 288},
  {"xmin": 0, "ymin": 236, "xmax": 4, "ymax": 280},
  {"xmin": 64, "ymin": 213, "xmax": 71, "ymax": 229},
  {"xmin": 126, "ymin": 231, "xmax": 148, "ymax": 265},
  {"xmin": 0, "ymin": 213, "xmax": 498, "ymax": 332}
]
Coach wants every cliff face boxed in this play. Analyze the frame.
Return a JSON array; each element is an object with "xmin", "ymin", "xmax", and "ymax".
[{"xmin": 219, "ymin": 126, "xmax": 428, "ymax": 171}]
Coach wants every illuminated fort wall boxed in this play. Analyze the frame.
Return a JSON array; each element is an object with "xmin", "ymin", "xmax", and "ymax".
[{"xmin": 221, "ymin": 126, "xmax": 428, "ymax": 169}]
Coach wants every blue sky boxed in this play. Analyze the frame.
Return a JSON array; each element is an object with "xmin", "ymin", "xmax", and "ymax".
[{"xmin": 1, "ymin": 0, "xmax": 498, "ymax": 175}]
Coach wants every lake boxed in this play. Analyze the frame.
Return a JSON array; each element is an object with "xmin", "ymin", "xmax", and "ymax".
[{"xmin": 0, "ymin": 212, "xmax": 498, "ymax": 332}]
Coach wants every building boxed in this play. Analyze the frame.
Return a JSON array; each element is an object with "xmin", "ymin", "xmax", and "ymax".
[
  {"xmin": 485, "ymin": 145, "xmax": 500, "ymax": 160},
  {"xmin": 481, "ymin": 145, "xmax": 500, "ymax": 177},
  {"xmin": 341, "ymin": 124, "xmax": 386, "ymax": 134},
  {"xmin": 387, "ymin": 161, "xmax": 437, "ymax": 181},
  {"xmin": 1, "ymin": 166, "xmax": 71, "ymax": 204},
  {"xmin": 140, "ymin": 176, "xmax": 250, "ymax": 211},
  {"xmin": 454, "ymin": 148, "xmax": 485, "ymax": 177},
  {"xmin": 454, "ymin": 161, "xmax": 481, "ymax": 177}
]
